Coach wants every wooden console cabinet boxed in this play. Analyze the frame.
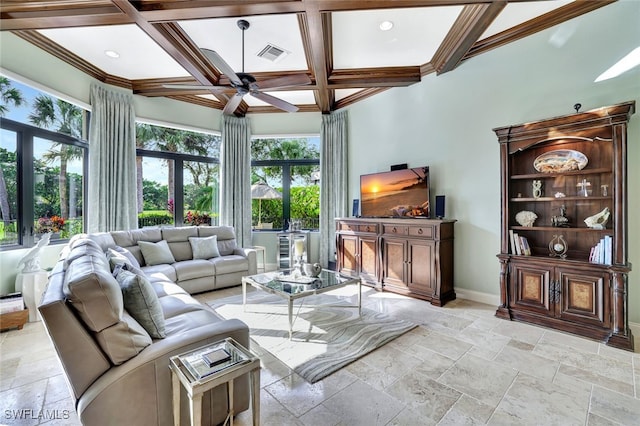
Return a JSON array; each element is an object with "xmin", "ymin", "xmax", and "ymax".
[
  {"xmin": 336, "ymin": 218, "xmax": 455, "ymax": 306},
  {"xmin": 495, "ymin": 101, "xmax": 635, "ymax": 351}
]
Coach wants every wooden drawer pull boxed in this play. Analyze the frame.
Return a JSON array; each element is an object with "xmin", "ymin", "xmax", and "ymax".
[
  {"xmin": 392, "ymin": 227, "xmax": 397, "ymax": 233},
  {"xmin": 418, "ymin": 228, "xmax": 423, "ymax": 235}
]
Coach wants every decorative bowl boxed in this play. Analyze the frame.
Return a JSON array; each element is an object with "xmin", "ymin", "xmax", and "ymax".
[{"xmin": 533, "ymin": 149, "xmax": 588, "ymax": 173}]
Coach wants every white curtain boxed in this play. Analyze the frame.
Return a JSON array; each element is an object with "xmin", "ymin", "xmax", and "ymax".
[
  {"xmin": 220, "ymin": 115, "xmax": 252, "ymax": 247},
  {"xmin": 87, "ymin": 83, "xmax": 137, "ymax": 232},
  {"xmin": 320, "ymin": 110, "xmax": 349, "ymax": 266}
]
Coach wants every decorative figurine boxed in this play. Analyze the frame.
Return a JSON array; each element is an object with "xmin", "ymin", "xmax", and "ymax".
[
  {"xmin": 532, "ymin": 180, "xmax": 542, "ymax": 199},
  {"xmin": 515, "ymin": 210, "xmax": 537, "ymax": 227},
  {"xmin": 17, "ymin": 232, "xmax": 51, "ymax": 273},
  {"xmin": 551, "ymin": 204, "xmax": 570, "ymax": 227},
  {"xmin": 584, "ymin": 207, "xmax": 610, "ymax": 229},
  {"xmin": 549, "ymin": 235, "xmax": 568, "ymax": 259},
  {"xmin": 577, "ymin": 179, "xmax": 591, "ymax": 197},
  {"xmin": 554, "ymin": 192, "xmax": 566, "ymax": 198},
  {"xmin": 601, "ymin": 184, "xmax": 608, "ymax": 196}
]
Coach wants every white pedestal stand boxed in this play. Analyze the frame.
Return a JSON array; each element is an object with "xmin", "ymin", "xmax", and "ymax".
[{"xmin": 15, "ymin": 270, "xmax": 48, "ymax": 322}]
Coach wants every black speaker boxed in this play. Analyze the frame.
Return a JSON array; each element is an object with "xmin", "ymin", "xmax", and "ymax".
[
  {"xmin": 352, "ymin": 199, "xmax": 360, "ymax": 217},
  {"xmin": 435, "ymin": 195, "xmax": 445, "ymax": 219},
  {"xmin": 390, "ymin": 163, "xmax": 408, "ymax": 171}
]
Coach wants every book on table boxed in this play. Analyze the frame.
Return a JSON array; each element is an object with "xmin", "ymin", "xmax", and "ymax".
[{"xmin": 178, "ymin": 340, "xmax": 247, "ymax": 381}]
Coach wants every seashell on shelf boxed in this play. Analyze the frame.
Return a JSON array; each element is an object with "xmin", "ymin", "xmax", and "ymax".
[
  {"xmin": 584, "ymin": 207, "xmax": 610, "ymax": 230},
  {"xmin": 515, "ymin": 210, "xmax": 538, "ymax": 227}
]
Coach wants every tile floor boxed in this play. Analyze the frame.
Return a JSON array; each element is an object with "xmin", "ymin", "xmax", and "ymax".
[{"xmin": 1, "ymin": 285, "xmax": 639, "ymax": 425}]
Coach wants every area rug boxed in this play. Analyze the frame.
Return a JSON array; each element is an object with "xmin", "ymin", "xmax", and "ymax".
[{"xmin": 209, "ymin": 291, "xmax": 416, "ymax": 383}]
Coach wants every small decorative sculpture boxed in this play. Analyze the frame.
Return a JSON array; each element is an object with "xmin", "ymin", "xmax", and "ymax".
[
  {"xmin": 532, "ymin": 180, "xmax": 542, "ymax": 199},
  {"xmin": 515, "ymin": 210, "xmax": 537, "ymax": 227},
  {"xmin": 549, "ymin": 235, "xmax": 568, "ymax": 259},
  {"xmin": 577, "ymin": 179, "xmax": 591, "ymax": 197},
  {"xmin": 303, "ymin": 263, "xmax": 322, "ymax": 277},
  {"xmin": 601, "ymin": 185, "xmax": 608, "ymax": 196},
  {"xmin": 584, "ymin": 207, "xmax": 610, "ymax": 230},
  {"xmin": 551, "ymin": 204, "xmax": 570, "ymax": 227},
  {"xmin": 554, "ymin": 192, "xmax": 566, "ymax": 198},
  {"xmin": 17, "ymin": 232, "xmax": 51, "ymax": 273}
]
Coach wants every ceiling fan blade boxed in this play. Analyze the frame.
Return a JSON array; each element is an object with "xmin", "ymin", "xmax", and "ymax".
[
  {"xmin": 251, "ymin": 92, "xmax": 299, "ymax": 113},
  {"xmin": 223, "ymin": 93, "xmax": 244, "ymax": 115},
  {"xmin": 201, "ymin": 48, "xmax": 243, "ymax": 87},
  {"xmin": 254, "ymin": 74, "xmax": 312, "ymax": 90}
]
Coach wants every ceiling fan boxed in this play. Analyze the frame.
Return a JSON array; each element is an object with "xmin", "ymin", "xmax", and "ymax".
[{"xmin": 164, "ymin": 19, "xmax": 311, "ymax": 115}]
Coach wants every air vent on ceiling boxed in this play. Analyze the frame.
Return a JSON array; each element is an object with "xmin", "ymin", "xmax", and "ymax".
[{"xmin": 256, "ymin": 43, "xmax": 290, "ymax": 62}]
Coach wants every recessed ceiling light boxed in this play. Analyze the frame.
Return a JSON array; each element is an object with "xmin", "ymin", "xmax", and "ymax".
[
  {"xmin": 104, "ymin": 50, "xmax": 120, "ymax": 59},
  {"xmin": 595, "ymin": 46, "xmax": 640, "ymax": 82},
  {"xmin": 379, "ymin": 21, "xmax": 394, "ymax": 31}
]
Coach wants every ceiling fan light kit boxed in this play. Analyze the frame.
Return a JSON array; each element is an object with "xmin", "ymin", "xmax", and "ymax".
[{"xmin": 163, "ymin": 18, "xmax": 311, "ymax": 115}]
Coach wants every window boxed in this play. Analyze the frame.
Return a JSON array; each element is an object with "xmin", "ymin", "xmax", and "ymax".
[
  {"xmin": 0, "ymin": 77, "xmax": 88, "ymax": 249},
  {"xmin": 251, "ymin": 137, "xmax": 320, "ymax": 230},
  {"xmin": 0, "ymin": 128, "xmax": 18, "ymax": 245},
  {"xmin": 135, "ymin": 123, "xmax": 220, "ymax": 227}
]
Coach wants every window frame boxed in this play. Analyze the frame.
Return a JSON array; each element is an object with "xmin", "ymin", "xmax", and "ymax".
[
  {"xmin": 251, "ymin": 158, "xmax": 320, "ymax": 231},
  {"xmin": 0, "ymin": 117, "xmax": 89, "ymax": 250},
  {"xmin": 136, "ymin": 147, "xmax": 220, "ymax": 226}
]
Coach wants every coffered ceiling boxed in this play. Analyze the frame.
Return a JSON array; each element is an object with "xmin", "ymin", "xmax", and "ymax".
[{"xmin": 0, "ymin": 1, "xmax": 615, "ymax": 115}]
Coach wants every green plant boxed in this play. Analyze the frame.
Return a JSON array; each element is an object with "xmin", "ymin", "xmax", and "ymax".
[{"xmin": 184, "ymin": 211, "xmax": 210, "ymax": 226}]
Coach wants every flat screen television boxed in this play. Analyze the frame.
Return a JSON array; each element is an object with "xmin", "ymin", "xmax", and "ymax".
[{"xmin": 360, "ymin": 166, "xmax": 430, "ymax": 218}]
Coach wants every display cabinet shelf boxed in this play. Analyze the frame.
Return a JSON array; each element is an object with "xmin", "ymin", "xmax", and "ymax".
[
  {"xmin": 511, "ymin": 226, "xmax": 613, "ymax": 233},
  {"xmin": 510, "ymin": 196, "xmax": 611, "ymax": 202},
  {"xmin": 495, "ymin": 101, "xmax": 635, "ymax": 351},
  {"xmin": 511, "ymin": 168, "xmax": 611, "ymax": 179}
]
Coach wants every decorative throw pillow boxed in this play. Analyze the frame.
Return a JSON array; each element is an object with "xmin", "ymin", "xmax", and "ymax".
[
  {"xmin": 112, "ymin": 246, "xmax": 141, "ymax": 269},
  {"xmin": 115, "ymin": 270, "xmax": 166, "ymax": 339},
  {"xmin": 107, "ymin": 247, "xmax": 144, "ymax": 275},
  {"xmin": 188, "ymin": 235, "xmax": 221, "ymax": 259},
  {"xmin": 138, "ymin": 240, "xmax": 176, "ymax": 266}
]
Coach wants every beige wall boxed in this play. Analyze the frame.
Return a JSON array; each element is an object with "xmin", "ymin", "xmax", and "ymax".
[
  {"xmin": 0, "ymin": 2, "xmax": 638, "ymax": 325},
  {"xmin": 345, "ymin": 1, "xmax": 640, "ymax": 322}
]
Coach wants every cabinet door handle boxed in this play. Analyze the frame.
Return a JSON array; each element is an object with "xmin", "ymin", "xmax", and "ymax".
[
  {"xmin": 418, "ymin": 228, "xmax": 423, "ymax": 235},
  {"xmin": 392, "ymin": 227, "xmax": 397, "ymax": 233}
]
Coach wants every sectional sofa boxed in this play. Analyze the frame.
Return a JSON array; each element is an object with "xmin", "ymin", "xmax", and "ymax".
[{"xmin": 38, "ymin": 225, "xmax": 257, "ymax": 425}]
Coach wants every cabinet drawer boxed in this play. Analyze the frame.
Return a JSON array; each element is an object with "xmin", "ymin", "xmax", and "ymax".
[
  {"xmin": 383, "ymin": 225, "xmax": 408, "ymax": 235},
  {"xmin": 359, "ymin": 224, "xmax": 378, "ymax": 233},
  {"xmin": 408, "ymin": 226, "xmax": 434, "ymax": 238},
  {"xmin": 339, "ymin": 223, "xmax": 358, "ymax": 232}
]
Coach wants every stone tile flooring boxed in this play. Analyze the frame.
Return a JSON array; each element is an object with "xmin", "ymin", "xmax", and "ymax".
[{"xmin": 1, "ymin": 285, "xmax": 639, "ymax": 425}]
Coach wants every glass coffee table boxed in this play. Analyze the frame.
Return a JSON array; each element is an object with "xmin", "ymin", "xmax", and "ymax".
[{"xmin": 242, "ymin": 269, "xmax": 361, "ymax": 339}]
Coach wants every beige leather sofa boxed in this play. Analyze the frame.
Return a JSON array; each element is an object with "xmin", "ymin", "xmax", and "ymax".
[
  {"xmin": 106, "ymin": 225, "xmax": 257, "ymax": 294},
  {"xmin": 38, "ymin": 226, "xmax": 256, "ymax": 425}
]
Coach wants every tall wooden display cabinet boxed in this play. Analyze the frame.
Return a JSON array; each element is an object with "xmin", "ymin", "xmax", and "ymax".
[{"xmin": 495, "ymin": 101, "xmax": 635, "ymax": 351}]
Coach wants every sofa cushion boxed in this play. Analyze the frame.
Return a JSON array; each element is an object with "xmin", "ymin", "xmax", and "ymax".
[
  {"xmin": 64, "ymin": 240, "xmax": 110, "ymax": 270},
  {"xmin": 141, "ymin": 264, "xmax": 177, "ymax": 282},
  {"xmin": 115, "ymin": 270, "xmax": 166, "ymax": 339},
  {"xmin": 86, "ymin": 232, "xmax": 117, "ymax": 251},
  {"xmin": 162, "ymin": 227, "xmax": 197, "ymax": 261},
  {"xmin": 173, "ymin": 259, "xmax": 215, "ymax": 282},
  {"xmin": 138, "ymin": 240, "xmax": 176, "ymax": 266},
  {"xmin": 63, "ymin": 257, "xmax": 124, "ymax": 332},
  {"xmin": 210, "ymin": 255, "xmax": 249, "ymax": 275},
  {"xmin": 189, "ymin": 235, "xmax": 221, "ymax": 259},
  {"xmin": 94, "ymin": 311, "xmax": 152, "ymax": 365}
]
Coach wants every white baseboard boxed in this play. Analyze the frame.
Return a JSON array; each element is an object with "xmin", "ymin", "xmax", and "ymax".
[{"xmin": 454, "ymin": 288, "xmax": 500, "ymax": 306}]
